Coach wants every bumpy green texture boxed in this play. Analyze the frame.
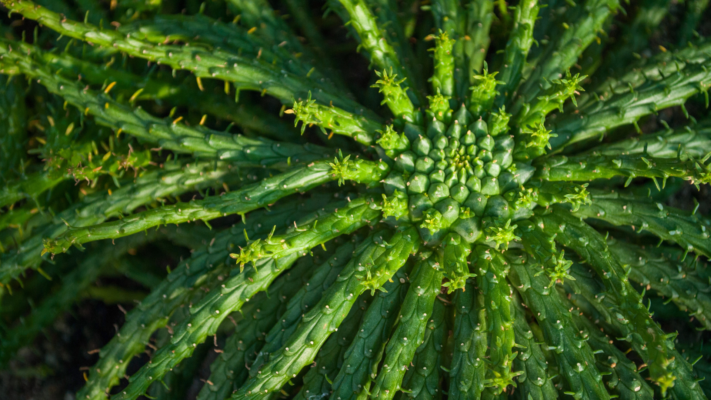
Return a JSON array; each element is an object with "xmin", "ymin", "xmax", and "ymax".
[
  {"xmin": 539, "ymin": 208, "xmax": 676, "ymax": 390},
  {"xmin": 449, "ymin": 281, "xmax": 488, "ymax": 400},
  {"xmin": 506, "ymin": 251, "xmax": 610, "ymax": 400},
  {"xmin": 370, "ymin": 258, "xmax": 442, "ymax": 400},
  {"xmin": 1, "ymin": 161, "xmax": 254, "ymax": 284},
  {"xmin": 565, "ymin": 263, "xmax": 707, "ymax": 400},
  {"xmin": 243, "ymin": 237, "xmax": 358, "ymax": 383},
  {"xmin": 293, "ymin": 294, "xmax": 371, "ymax": 400},
  {"xmin": 232, "ymin": 226, "xmax": 419, "ymax": 399},
  {"xmin": 196, "ymin": 238, "xmax": 350, "ymax": 400},
  {"xmin": 510, "ymin": 296, "xmax": 558, "ymax": 400},
  {"xmin": 330, "ymin": 268, "xmax": 410, "ymax": 400},
  {"xmin": 42, "ymin": 161, "xmax": 384, "ymax": 254},
  {"xmin": 473, "ymin": 247, "xmax": 519, "ymax": 395},
  {"xmin": 2, "ymin": 0, "xmax": 711, "ymax": 399},
  {"xmin": 399, "ymin": 298, "xmax": 447, "ymax": 400}
]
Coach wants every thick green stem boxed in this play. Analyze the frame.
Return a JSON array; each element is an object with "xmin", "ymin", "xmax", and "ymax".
[
  {"xmin": 231, "ymin": 226, "xmax": 420, "ymax": 399},
  {"xmin": 330, "ymin": 267, "xmax": 410, "ymax": 400},
  {"xmin": 1, "ymin": 161, "xmax": 253, "ymax": 284},
  {"xmin": 572, "ymin": 191, "xmax": 711, "ymax": 258},
  {"xmin": 337, "ymin": 0, "xmax": 418, "ymax": 111},
  {"xmin": 609, "ymin": 240, "xmax": 711, "ymax": 330},
  {"xmin": 512, "ymin": 0, "xmax": 620, "ymax": 116},
  {"xmin": 431, "ymin": 0, "xmax": 467, "ymax": 99},
  {"xmin": 399, "ymin": 299, "xmax": 447, "ymax": 400},
  {"xmin": 369, "ymin": 257, "xmax": 443, "ymax": 400},
  {"xmin": 580, "ymin": 38, "xmax": 711, "ymax": 108},
  {"xmin": 293, "ymin": 294, "xmax": 371, "ymax": 400},
  {"xmin": 448, "ymin": 280, "xmax": 488, "ymax": 400},
  {"xmin": 196, "ymin": 237, "xmax": 351, "ymax": 400},
  {"xmin": 506, "ymin": 250, "xmax": 610, "ymax": 400},
  {"xmin": 535, "ymin": 154, "xmax": 709, "ymax": 184},
  {"xmin": 367, "ymin": 0, "xmax": 427, "ymax": 105},
  {"xmin": 540, "ymin": 208, "xmax": 677, "ymax": 392},
  {"xmin": 113, "ymin": 199, "xmax": 381, "ymax": 400},
  {"xmin": 565, "ymin": 263, "xmax": 707, "ymax": 400},
  {"xmin": 76, "ymin": 195, "xmax": 344, "ymax": 400},
  {"xmin": 465, "ymin": 0, "xmax": 495, "ymax": 77},
  {"xmin": 510, "ymin": 295, "xmax": 559, "ymax": 400},
  {"xmin": 561, "ymin": 286, "xmax": 655, "ymax": 399},
  {"xmin": 0, "ymin": 38, "xmax": 331, "ymax": 167},
  {"xmin": 25, "ymin": 46, "xmax": 300, "ymax": 140},
  {"xmin": 42, "ymin": 162, "xmax": 347, "ymax": 254},
  {"xmin": 474, "ymin": 246, "xmax": 519, "ymax": 395},
  {"xmin": 494, "ymin": 0, "xmax": 539, "ymax": 108},
  {"xmin": 2, "ymin": 0, "xmax": 368, "ymax": 114},
  {"xmin": 581, "ymin": 122, "xmax": 711, "ymax": 160},
  {"xmin": 550, "ymin": 62, "xmax": 711, "ymax": 151},
  {"xmin": 243, "ymin": 237, "xmax": 361, "ymax": 383}
]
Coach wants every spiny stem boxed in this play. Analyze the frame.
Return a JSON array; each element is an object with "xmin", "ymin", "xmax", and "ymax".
[
  {"xmin": 1, "ymin": 0, "xmax": 368, "ymax": 114},
  {"xmin": 540, "ymin": 208, "xmax": 677, "ymax": 392},
  {"xmin": 513, "ymin": 0, "xmax": 620, "ymax": 116},
  {"xmin": 609, "ymin": 240, "xmax": 711, "ymax": 330},
  {"xmin": 1, "ymin": 161, "xmax": 253, "ymax": 284},
  {"xmin": 551, "ymin": 62, "xmax": 711, "ymax": 151},
  {"xmin": 448, "ymin": 280, "xmax": 487, "ymax": 400},
  {"xmin": 196, "ymin": 240, "xmax": 346, "ymax": 400},
  {"xmin": 244, "ymin": 237, "xmax": 361, "ymax": 382},
  {"xmin": 473, "ymin": 246, "xmax": 520, "ymax": 395},
  {"xmin": 440, "ymin": 232, "xmax": 475, "ymax": 293},
  {"xmin": 0, "ymin": 38, "xmax": 331, "ymax": 168},
  {"xmin": 565, "ymin": 263, "xmax": 707, "ymax": 400},
  {"xmin": 76, "ymin": 196, "xmax": 344, "ymax": 400},
  {"xmin": 399, "ymin": 298, "xmax": 447, "ymax": 400},
  {"xmin": 330, "ymin": 267, "xmax": 411, "ymax": 400},
  {"xmin": 563, "ymin": 287, "xmax": 656, "ymax": 399},
  {"xmin": 23, "ymin": 45, "xmax": 300, "ymax": 140},
  {"xmin": 293, "ymin": 294, "xmax": 370, "ymax": 400},
  {"xmin": 582, "ymin": 122, "xmax": 711, "ymax": 160},
  {"xmin": 431, "ymin": 0, "xmax": 468, "ymax": 99},
  {"xmin": 113, "ymin": 201, "xmax": 381, "ymax": 400},
  {"xmin": 494, "ymin": 0, "xmax": 539, "ymax": 108},
  {"xmin": 43, "ymin": 162, "xmax": 337, "ymax": 255},
  {"xmin": 430, "ymin": 31, "xmax": 456, "ymax": 97},
  {"xmin": 465, "ymin": 0, "xmax": 495, "ymax": 78},
  {"xmin": 510, "ymin": 295, "xmax": 559, "ymax": 400},
  {"xmin": 573, "ymin": 191, "xmax": 711, "ymax": 258},
  {"xmin": 231, "ymin": 226, "xmax": 420, "ymax": 399},
  {"xmin": 337, "ymin": 0, "xmax": 419, "ymax": 109},
  {"xmin": 580, "ymin": 38, "xmax": 711, "ymax": 108},
  {"xmin": 506, "ymin": 250, "xmax": 610, "ymax": 400},
  {"xmin": 369, "ymin": 257, "xmax": 443, "ymax": 400},
  {"xmin": 286, "ymin": 94, "xmax": 382, "ymax": 146},
  {"xmin": 535, "ymin": 154, "xmax": 709, "ymax": 184}
]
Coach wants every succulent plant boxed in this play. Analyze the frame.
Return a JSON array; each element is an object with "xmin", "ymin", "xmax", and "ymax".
[{"xmin": 1, "ymin": 0, "xmax": 711, "ymax": 399}]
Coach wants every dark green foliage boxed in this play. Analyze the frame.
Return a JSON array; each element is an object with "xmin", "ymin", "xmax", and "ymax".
[{"xmin": 0, "ymin": 0, "xmax": 710, "ymax": 399}]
